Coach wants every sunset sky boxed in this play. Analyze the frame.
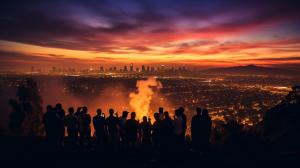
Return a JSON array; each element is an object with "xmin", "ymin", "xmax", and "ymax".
[{"xmin": 0, "ymin": 0, "xmax": 300, "ymax": 70}]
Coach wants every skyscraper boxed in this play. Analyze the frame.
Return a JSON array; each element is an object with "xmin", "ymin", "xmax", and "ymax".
[
  {"xmin": 99, "ymin": 66, "xmax": 104, "ymax": 72},
  {"xmin": 130, "ymin": 63, "xmax": 133, "ymax": 72},
  {"xmin": 161, "ymin": 65, "xmax": 165, "ymax": 71}
]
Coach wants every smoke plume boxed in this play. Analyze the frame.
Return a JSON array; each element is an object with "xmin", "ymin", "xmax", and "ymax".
[{"xmin": 129, "ymin": 77, "xmax": 162, "ymax": 120}]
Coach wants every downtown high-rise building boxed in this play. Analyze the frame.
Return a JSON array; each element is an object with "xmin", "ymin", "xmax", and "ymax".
[
  {"xmin": 130, "ymin": 63, "xmax": 133, "ymax": 72},
  {"xmin": 123, "ymin": 65, "xmax": 128, "ymax": 72}
]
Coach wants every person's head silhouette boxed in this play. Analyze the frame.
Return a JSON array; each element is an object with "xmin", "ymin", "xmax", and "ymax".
[
  {"xmin": 131, "ymin": 112, "xmax": 136, "ymax": 120},
  {"xmin": 164, "ymin": 111, "xmax": 170, "ymax": 119},
  {"xmin": 55, "ymin": 103, "xmax": 62, "ymax": 110},
  {"xmin": 178, "ymin": 107, "xmax": 185, "ymax": 115},
  {"xmin": 68, "ymin": 107, "xmax": 74, "ymax": 114},
  {"xmin": 109, "ymin": 108, "xmax": 114, "ymax": 116},
  {"xmin": 82, "ymin": 106, "xmax": 88, "ymax": 114},
  {"xmin": 96, "ymin": 108, "xmax": 102, "ymax": 116},
  {"xmin": 159, "ymin": 107, "xmax": 164, "ymax": 114},
  {"xmin": 46, "ymin": 105, "xmax": 52, "ymax": 113},
  {"xmin": 76, "ymin": 107, "xmax": 81, "ymax": 113},
  {"xmin": 196, "ymin": 107, "xmax": 202, "ymax": 116},
  {"xmin": 143, "ymin": 116, "xmax": 147, "ymax": 123},
  {"xmin": 175, "ymin": 109, "xmax": 180, "ymax": 117},
  {"xmin": 122, "ymin": 111, "xmax": 128, "ymax": 118}
]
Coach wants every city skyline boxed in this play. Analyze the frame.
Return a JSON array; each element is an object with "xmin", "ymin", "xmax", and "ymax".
[{"xmin": 0, "ymin": 0, "xmax": 300, "ymax": 71}]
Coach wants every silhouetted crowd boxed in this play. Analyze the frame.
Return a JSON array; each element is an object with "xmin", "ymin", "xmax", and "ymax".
[{"xmin": 43, "ymin": 104, "xmax": 212, "ymax": 154}]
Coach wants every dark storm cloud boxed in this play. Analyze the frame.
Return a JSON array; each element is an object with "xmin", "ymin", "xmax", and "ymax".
[{"xmin": 0, "ymin": 0, "xmax": 299, "ymax": 51}]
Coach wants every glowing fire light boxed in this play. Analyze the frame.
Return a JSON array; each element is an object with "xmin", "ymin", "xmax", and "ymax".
[{"xmin": 129, "ymin": 77, "xmax": 162, "ymax": 120}]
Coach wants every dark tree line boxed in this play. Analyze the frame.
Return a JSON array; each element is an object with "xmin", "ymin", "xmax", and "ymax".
[{"xmin": 9, "ymin": 79, "xmax": 43, "ymax": 136}]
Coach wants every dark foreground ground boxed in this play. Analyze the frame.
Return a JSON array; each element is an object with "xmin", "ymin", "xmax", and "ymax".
[{"xmin": 0, "ymin": 137, "xmax": 299, "ymax": 168}]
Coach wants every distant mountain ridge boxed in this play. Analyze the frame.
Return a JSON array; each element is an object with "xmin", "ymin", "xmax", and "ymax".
[{"xmin": 202, "ymin": 65, "xmax": 298, "ymax": 76}]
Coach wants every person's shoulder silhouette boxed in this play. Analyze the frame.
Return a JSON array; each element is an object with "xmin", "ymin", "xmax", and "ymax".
[
  {"xmin": 124, "ymin": 112, "xmax": 139, "ymax": 148},
  {"xmin": 55, "ymin": 103, "xmax": 65, "ymax": 119},
  {"xmin": 65, "ymin": 107, "xmax": 78, "ymax": 147},
  {"xmin": 75, "ymin": 107, "xmax": 82, "ymax": 117},
  {"xmin": 65, "ymin": 107, "xmax": 78, "ymax": 129},
  {"xmin": 125, "ymin": 112, "xmax": 139, "ymax": 130},
  {"xmin": 191, "ymin": 107, "xmax": 202, "ymax": 133},
  {"xmin": 43, "ymin": 105, "xmax": 55, "ymax": 133},
  {"xmin": 162, "ymin": 111, "xmax": 173, "ymax": 135},
  {"xmin": 140, "ymin": 116, "xmax": 151, "ymax": 137},
  {"xmin": 153, "ymin": 112, "xmax": 161, "ymax": 132},
  {"xmin": 202, "ymin": 109, "xmax": 212, "ymax": 129},
  {"xmin": 93, "ymin": 109, "xmax": 105, "ymax": 128},
  {"xmin": 106, "ymin": 108, "xmax": 118, "ymax": 134},
  {"xmin": 173, "ymin": 109, "xmax": 183, "ymax": 135},
  {"xmin": 119, "ymin": 111, "xmax": 128, "ymax": 127},
  {"xmin": 82, "ymin": 106, "xmax": 91, "ymax": 124},
  {"xmin": 152, "ymin": 112, "xmax": 161, "ymax": 146},
  {"xmin": 43, "ymin": 105, "xmax": 53, "ymax": 122},
  {"xmin": 43, "ymin": 104, "xmax": 61, "ymax": 145},
  {"xmin": 93, "ymin": 109, "xmax": 106, "ymax": 135}
]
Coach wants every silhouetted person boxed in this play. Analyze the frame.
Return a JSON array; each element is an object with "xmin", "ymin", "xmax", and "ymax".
[
  {"xmin": 140, "ymin": 116, "xmax": 152, "ymax": 149},
  {"xmin": 43, "ymin": 105, "xmax": 61, "ymax": 148},
  {"xmin": 43, "ymin": 105, "xmax": 54, "ymax": 137},
  {"xmin": 199, "ymin": 109, "xmax": 212, "ymax": 154},
  {"xmin": 77, "ymin": 107, "xmax": 83, "ymax": 134},
  {"xmin": 152, "ymin": 113, "xmax": 162, "ymax": 150},
  {"xmin": 106, "ymin": 108, "xmax": 119, "ymax": 147},
  {"xmin": 65, "ymin": 107, "xmax": 79, "ymax": 149},
  {"xmin": 124, "ymin": 112, "xmax": 139, "ymax": 150},
  {"xmin": 56, "ymin": 103, "xmax": 65, "ymax": 118},
  {"xmin": 191, "ymin": 107, "xmax": 202, "ymax": 151},
  {"xmin": 55, "ymin": 103, "xmax": 65, "ymax": 145},
  {"xmin": 173, "ymin": 109, "xmax": 183, "ymax": 149},
  {"xmin": 178, "ymin": 107, "xmax": 187, "ymax": 144},
  {"xmin": 75, "ymin": 107, "xmax": 82, "ymax": 117},
  {"xmin": 119, "ymin": 111, "xmax": 129, "ymax": 144},
  {"xmin": 93, "ymin": 109, "xmax": 106, "ymax": 149},
  {"xmin": 161, "ymin": 111, "xmax": 174, "ymax": 151},
  {"xmin": 78, "ymin": 106, "xmax": 91, "ymax": 147}
]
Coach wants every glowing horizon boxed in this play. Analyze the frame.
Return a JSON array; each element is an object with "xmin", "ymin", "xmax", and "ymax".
[{"xmin": 0, "ymin": 0, "xmax": 300, "ymax": 70}]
